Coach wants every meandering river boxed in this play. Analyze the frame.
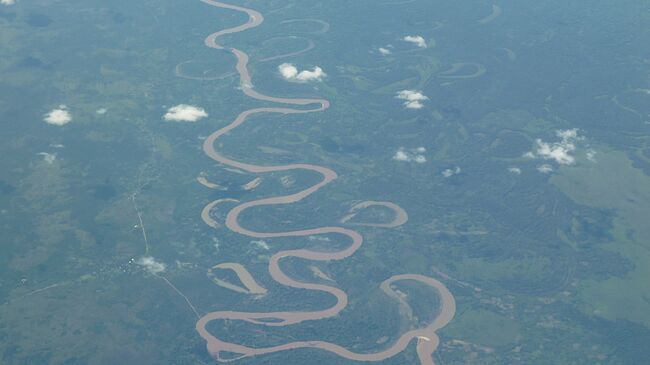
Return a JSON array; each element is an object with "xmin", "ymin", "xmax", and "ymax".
[{"xmin": 195, "ymin": 1, "xmax": 456, "ymax": 363}]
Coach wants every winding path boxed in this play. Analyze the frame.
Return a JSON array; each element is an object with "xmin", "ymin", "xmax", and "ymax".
[
  {"xmin": 208, "ymin": 263, "xmax": 268, "ymax": 295},
  {"xmin": 340, "ymin": 201, "xmax": 409, "ymax": 228},
  {"xmin": 439, "ymin": 62, "xmax": 486, "ymax": 79},
  {"xmin": 195, "ymin": 1, "xmax": 456, "ymax": 363}
]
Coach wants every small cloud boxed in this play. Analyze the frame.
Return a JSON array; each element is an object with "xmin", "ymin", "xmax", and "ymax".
[
  {"xmin": 44, "ymin": 105, "xmax": 72, "ymax": 126},
  {"xmin": 393, "ymin": 147, "xmax": 427, "ymax": 163},
  {"xmin": 378, "ymin": 47, "xmax": 392, "ymax": 56},
  {"xmin": 1, "ymin": 0, "xmax": 16, "ymax": 5},
  {"xmin": 441, "ymin": 166, "xmax": 461, "ymax": 178},
  {"xmin": 278, "ymin": 63, "xmax": 326, "ymax": 82},
  {"xmin": 413, "ymin": 155, "xmax": 427, "ymax": 163},
  {"xmin": 508, "ymin": 167, "xmax": 522, "ymax": 174},
  {"xmin": 37, "ymin": 152, "xmax": 56, "ymax": 164},
  {"xmin": 586, "ymin": 149, "xmax": 597, "ymax": 162},
  {"xmin": 137, "ymin": 256, "xmax": 166, "ymax": 274},
  {"xmin": 393, "ymin": 149, "xmax": 409, "ymax": 161},
  {"xmin": 403, "ymin": 35, "xmax": 427, "ymax": 48},
  {"xmin": 555, "ymin": 129, "xmax": 579, "ymax": 140},
  {"xmin": 537, "ymin": 164, "xmax": 554, "ymax": 174},
  {"xmin": 395, "ymin": 89, "xmax": 428, "ymax": 109},
  {"xmin": 96, "ymin": 108, "xmax": 107, "ymax": 115},
  {"xmin": 252, "ymin": 240, "xmax": 269, "ymax": 250},
  {"xmin": 163, "ymin": 104, "xmax": 208, "ymax": 122},
  {"xmin": 535, "ymin": 138, "xmax": 575, "ymax": 165},
  {"xmin": 526, "ymin": 128, "xmax": 585, "ymax": 166},
  {"xmin": 406, "ymin": 102, "xmax": 425, "ymax": 110}
]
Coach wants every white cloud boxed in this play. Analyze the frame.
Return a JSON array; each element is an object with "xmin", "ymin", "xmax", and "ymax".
[
  {"xmin": 252, "ymin": 240, "xmax": 269, "ymax": 250},
  {"xmin": 395, "ymin": 89, "xmax": 428, "ymax": 109},
  {"xmin": 442, "ymin": 166, "xmax": 461, "ymax": 178},
  {"xmin": 37, "ymin": 152, "xmax": 56, "ymax": 164},
  {"xmin": 537, "ymin": 164, "xmax": 554, "ymax": 174},
  {"xmin": 137, "ymin": 256, "xmax": 166, "ymax": 274},
  {"xmin": 1, "ymin": 0, "xmax": 16, "ymax": 5},
  {"xmin": 393, "ymin": 147, "xmax": 427, "ymax": 163},
  {"xmin": 44, "ymin": 106, "xmax": 72, "ymax": 126},
  {"xmin": 413, "ymin": 155, "xmax": 427, "ymax": 163},
  {"xmin": 535, "ymin": 139, "xmax": 575, "ymax": 165},
  {"xmin": 586, "ymin": 149, "xmax": 597, "ymax": 162},
  {"xmin": 403, "ymin": 35, "xmax": 427, "ymax": 48},
  {"xmin": 278, "ymin": 63, "xmax": 326, "ymax": 82},
  {"xmin": 378, "ymin": 47, "xmax": 392, "ymax": 55},
  {"xmin": 526, "ymin": 129, "xmax": 585, "ymax": 166},
  {"xmin": 508, "ymin": 167, "xmax": 522, "ymax": 174},
  {"xmin": 406, "ymin": 101, "xmax": 425, "ymax": 109},
  {"xmin": 163, "ymin": 104, "xmax": 208, "ymax": 122},
  {"xmin": 393, "ymin": 149, "xmax": 410, "ymax": 161},
  {"xmin": 556, "ymin": 129, "xmax": 579, "ymax": 140},
  {"xmin": 96, "ymin": 108, "xmax": 107, "ymax": 115}
]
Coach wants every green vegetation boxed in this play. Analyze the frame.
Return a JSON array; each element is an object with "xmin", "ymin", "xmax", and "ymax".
[
  {"xmin": 552, "ymin": 151, "xmax": 650, "ymax": 327},
  {"xmin": 1, "ymin": 0, "xmax": 649, "ymax": 364}
]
